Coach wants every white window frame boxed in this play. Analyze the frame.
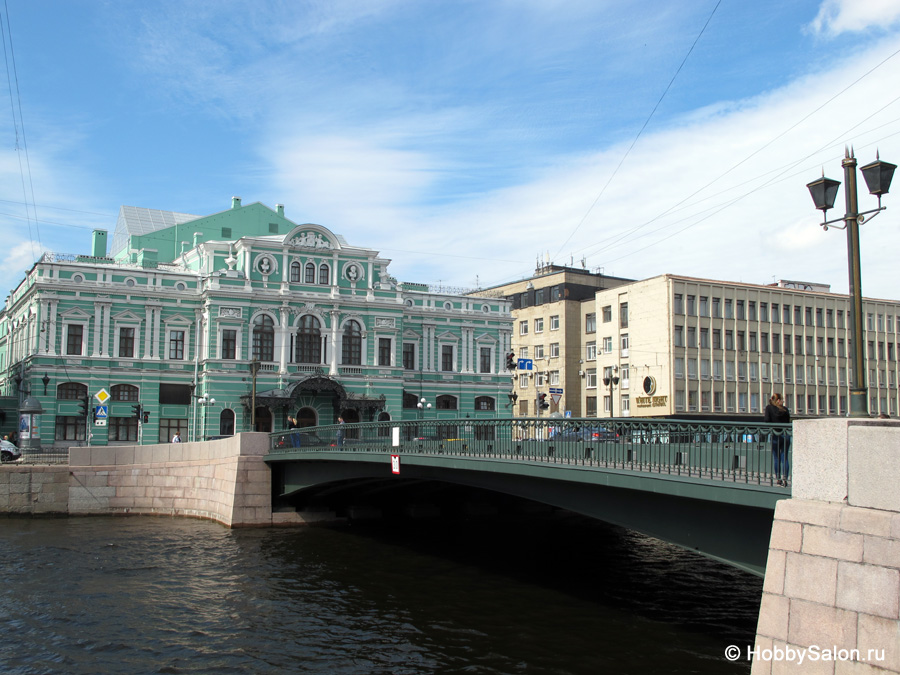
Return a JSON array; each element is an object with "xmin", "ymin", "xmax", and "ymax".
[
  {"xmin": 549, "ymin": 315, "xmax": 560, "ymax": 331},
  {"xmin": 217, "ymin": 324, "xmax": 243, "ymax": 361},
  {"xmin": 113, "ymin": 323, "xmax": 141, "ymax": 359}
]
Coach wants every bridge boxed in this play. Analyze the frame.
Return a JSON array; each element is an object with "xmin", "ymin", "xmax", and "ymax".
[{"xmin": 265, "ymin": 417, "xmax": 792, "ymax": 576}]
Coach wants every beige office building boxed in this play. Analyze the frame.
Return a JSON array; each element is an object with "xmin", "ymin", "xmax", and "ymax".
[
  {"xmin": 590, "ymin": 274, "xmax": 900, "ymax": 419},
  {"xmin": 475, "ymin": 264, "xmax": 632, "ymax": 417}
]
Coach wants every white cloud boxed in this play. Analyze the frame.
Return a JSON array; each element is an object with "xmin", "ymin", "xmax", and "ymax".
[{"xmin": 809, "ymin": 0, "xmax": 900, "ymax": 36}]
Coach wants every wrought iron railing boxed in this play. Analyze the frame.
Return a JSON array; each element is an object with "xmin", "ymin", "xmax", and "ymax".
[{"xmin": 268, "ymin": 417, "xmax": 792, "ymax": 488}]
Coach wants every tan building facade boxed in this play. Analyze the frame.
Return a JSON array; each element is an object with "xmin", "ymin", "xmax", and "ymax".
[
  {"xmin": 591, "ymin": 275, "xmax": 900, "ymax": 419},
  {"xmin": 475, "ymin": 265, "xmax": 632, "ymax": 417}
]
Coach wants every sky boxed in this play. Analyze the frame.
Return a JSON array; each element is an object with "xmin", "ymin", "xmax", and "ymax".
[{"xmin": 2, "ymin": 0, "xmax": 900, "ymax": 300}]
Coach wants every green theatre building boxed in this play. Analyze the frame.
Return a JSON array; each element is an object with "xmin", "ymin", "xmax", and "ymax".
[{"xmin": 0, "ymin": 197, "xmax": 513, "ymax": 445}]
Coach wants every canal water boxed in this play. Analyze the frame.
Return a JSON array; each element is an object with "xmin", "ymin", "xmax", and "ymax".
[{"xmin": 0, "ymin": 512, "xmax": 761, "ymax": 674}]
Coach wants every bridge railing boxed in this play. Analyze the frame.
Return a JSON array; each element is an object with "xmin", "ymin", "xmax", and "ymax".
[{"xmin": 268, "ymin": 417, "xmax": 792, "ymax": 486}]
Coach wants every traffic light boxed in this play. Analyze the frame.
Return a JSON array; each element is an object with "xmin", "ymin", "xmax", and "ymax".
[
  {"xmin": 77, "ymin": 396, "xmax": 90, "ymax": 418},
  {"xmin": 142, "ymin": 411, "xmax": 150, "ymax": 424},
  {"xmin": 132, "ymin": 404, "xmax": 142, "ymax": 421},
  {"xmin": 538, "ymin": 393, "xmax": 549, "ymax": 410},
  {"xmin": 506, "ymin": 352, "xmax": 516, "ymax": 370}
]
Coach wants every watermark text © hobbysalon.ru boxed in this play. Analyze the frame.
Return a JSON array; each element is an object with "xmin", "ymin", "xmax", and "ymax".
[{"xmin": 725, "ymin": 644, "xmax": 887, "ymax": 664}]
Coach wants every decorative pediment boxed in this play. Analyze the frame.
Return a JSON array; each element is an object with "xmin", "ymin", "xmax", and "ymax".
[
  {"xmin": 59, "ymin": 307, "xmax": 92, "ymax": 320},
  {"xmin": 164, "ymin": 313, "xmax": 193, "ymax": 326},
  {"xmin": 402, "ymin": 329, "xmax": 422, "ymax": 339},
  {"xmin": 284, "ymin": 224, "xmax": 339, "ymax": 251},
  {"xmin": 112, "ymin": 310, "xmax": 143, "ymax": 323},
  {"xmin": 474, "ymin": 333, "xmax": 497, "ymax": 343},
  {"xmin": 436, "ymin": 330, "xmax": 458, "ymax": 342}
]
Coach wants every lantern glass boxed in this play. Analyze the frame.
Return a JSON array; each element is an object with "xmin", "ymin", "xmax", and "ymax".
[
  {"xmin": 806, "ymin": 176, "xmax": 841, "ymax": 211},
  {"xmin": 860, "ymin": 159, "xmax": 896, "ymax": 197}
]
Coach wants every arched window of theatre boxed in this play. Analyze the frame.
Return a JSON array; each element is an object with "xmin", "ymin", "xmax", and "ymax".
[
  {"xmin": 305, "ymin": 263, "xmax": 316, "ymax": 284},
  {"xmin": 295, "ymin": 315, "xmax": 321, "ymax": 364},
  {"xmin": 474, "ymin": 396, "xmax": 495, "ymax": 411},
  {"xmin": 111, "ymin": 384, "xmax": 139, "ymax": 402},
  {"xmin": 57, "ymin": 382, "xmax": 88, "ymax": 400},
  {"xmin": 219, "ymin": 409, "xmax": 235, "ymax": 436},
  {"xmin": 252, "ymin": 314, "xmax": 275, "ymax": 362},
  {"xmin": 318, "ymin": 263, "xmax": 330, "ymax": 285},
  {"xmin": 290, "ymin": 262, "xmax": 302, "ymax": 283},
  {"xmin": 436, "ymin": 395, "xmax": 458, "ymax": 410},
  {"xmin": 342, "ymin": 320, "xmax": 362, "ymax": 365}
]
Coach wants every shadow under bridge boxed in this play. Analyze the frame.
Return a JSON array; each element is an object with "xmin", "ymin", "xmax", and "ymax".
[{"xmin": 265, "ymin": 417, "xmax": 792, "ymax": 577}]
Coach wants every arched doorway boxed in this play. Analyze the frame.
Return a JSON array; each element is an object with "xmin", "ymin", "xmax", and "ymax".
[
  {"xmin": 297, "ymin": 406, "xmax": 317, "ymax": 428},
  {"xmin": 255, "ymin": 407, "xmax": 272, "ymax": 432},
  {"xmin": 219, "ymin": 409, "xmax": 235, "ymax": 436}
]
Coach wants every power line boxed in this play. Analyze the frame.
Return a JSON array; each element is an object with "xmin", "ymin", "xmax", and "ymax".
[
  {"xmin": 553, "ymin": 0, "xmax": 723, "ymax": 257},
  {"xmin": 1, "ymin": 0, "xmax": 41, "ymax": 259}
]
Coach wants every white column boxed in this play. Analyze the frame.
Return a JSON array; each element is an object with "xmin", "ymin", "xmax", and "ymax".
[
  {"xmin": 48, "ymin": 300, "xmax": 58, "ymax": 355},
  {"xmin": 154, "ymin": 307, "xmax": 162, "ymax": 359},
  {"xmin": 279, "ymin": 307, "xmax": 290, "ymax": 374},
  {"xmin": 329, "ymin": 310, "xmax": 339, "ymax": 375},
  {"xmin": 101, "ymin": 303, "xmax": 111, "ymax": 356},
  {"xmin": 143, "ymin": 307, "xmax": 153, "ymax": 359},
  {"xmin": 92, "ymin": 303, "xmax": 102, "ymax": 357}
]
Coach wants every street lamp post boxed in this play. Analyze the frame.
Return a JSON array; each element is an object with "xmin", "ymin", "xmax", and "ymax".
[
  {"xmin": 416, "ymin": 397, "xmax": 431, "ymax": 419},
  {"xmin": 602, "ymin": 366, "xmax": 619, "ymax": 418},
  {"xmin": 197, "ymin": 396, "xmax": 216, "ymax": 441},
  {"xmin": 806, "ymin": 147, "xmax": 895, "ymax": 417}
]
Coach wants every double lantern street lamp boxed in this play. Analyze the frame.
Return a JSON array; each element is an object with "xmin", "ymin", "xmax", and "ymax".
[
  {"xmin": 416, "ymin": 397, "xmax": 432, "ymax": 419},
  {"xmin": 806, "ymin": 147, "xmax": 895, "ymax": 418},
  {"xmin": 197, "ymin": 396, "xmax": 216, "ymax": 441},
  {"xmin": 602, "ymin": 366, "xmax": 619, "ymax": 418}
]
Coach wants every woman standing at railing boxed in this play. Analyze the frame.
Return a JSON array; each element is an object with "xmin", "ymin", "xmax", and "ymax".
[{"xmin": 764, "ymin": 393, "xmax": 791, "ymax": 486}]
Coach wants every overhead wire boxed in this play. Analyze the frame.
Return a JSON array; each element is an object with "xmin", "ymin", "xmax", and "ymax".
[
  {"xmin": 553, "ymin": 0, "xmax": 723, "ymax": 258},
  {"xmin": 1, "ymin": 0, "xmax": 41, "ymax": 259}
]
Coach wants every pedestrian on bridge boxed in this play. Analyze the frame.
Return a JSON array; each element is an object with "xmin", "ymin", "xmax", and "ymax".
[
  {"xmin": 764, "ymin": 393, "xmax": 791, "ymax": 486},
  {"xmin": 288, "ymin": 415, "xmax": 301, "ymax": 448}
]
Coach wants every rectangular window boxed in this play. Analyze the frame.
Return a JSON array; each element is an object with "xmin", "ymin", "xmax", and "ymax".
[
  {"xmin": 118, "ymin": 327, "xmax": 135, "ymax": 358},
  {"xmin": 378, "ymin": 338, "xmax": 392, "ymax": 367},
  {"xmin": 725, "ymin": 330, "xmax": 734, "ymax": 350},
  {"xmin": 519, "ymin": 320, "xmax": 528, "ymax": 335},
  {"xmin": 713, "ymin": 360, "xmax": 723, "ymax": 380},
  {"xmin": 602, "ymin": 305, "xmax": 612, "ymax": 323},
  {"xmin": 160, "ymin": 418, "xmax": 189, "ymax": 443},
  {"xmin": 673, "ymin": 326, "xmax": 684, "ymax": 348},
  {"xmin": 549, "ymin": 315, "xmax": 560, "ymax": 331},
  {"xmin": 760, "ymin": 303, "xmax": 768, "ymax": 322},
  {"xmin": 168, "ymin": 330, "xmax": 185, "ymax": 360},
  {"xmin": 621, "ymin": 333, "xmax": 629, "ymax": 356},
  {"xmin": 794, "ymin": 306, "xmax": 802, "ymax": 325},
  {"xmin": 674, "ymin": 357, "xmax": 684, "ymax": 378},
  {"xmin": 749, "ymin": 332, "xmax": 758, "ymax": 352},
  {"xmin": 549, "ymin": 343, "xmax": 560, "ymax": 358},
  {"xmin": 66, "ymin": 324, "xmax": 83, "ymax": 356},
  {"xmin": 585, "ymin": 313, "xmax": 597, "ymax": 333},
  {"xmin": 712, "ymin": 297, "xmax": 721, "ymax": 318},
  {"xmin": 403, "ymin": 343, "xmax": 416, "ymax": 370},
  {"xmin": 109, "ymin": 417, "xmax": 138, "ymax": 442},
  {"xmin": 221, "ymin": 329, "xmax": 236, "ymax": 360},
  {"xmin": 619, "ymin": 302, "xmax": 629, "ymax": 328},
  {"xmin": 699, "ymin": 296, "xmax": 709, "ymax": 317},
  {"xmin": 772, "ymin": 332, "xmax": 780, "ymax": 353},
  {"xmin": 519, "ymin": 373, "xmax": 529, "ymax": 388},
  {"xmin": 687, "ymin": 326, "xmax": 696, "ymax": 348},
  {"xmin": 749, "ymin": 301, "xmax": 757, "ymax": 321},
  {"xmin": 687, "ymin": 295, "xmax": 696, "ymax": 315},
  {"xmin": 805, "ymin": 307, "xmax": 813, "ymax": 326},
  {"xmin": 700, "ymin": 358, "xmax": 710, "ymax": 379},
  {"xmin": 534, "ymin": 344, "xmax": 545, "ymax": 359},
  {"xmin": 712, "ymin": 329, "xmax": 722, "ymax": 349},
  {"xmin": 737, "ymin": 300, "xmax": 745, "ymax": 320},
  {"xmin": 816, "ymin": 307, "xmax": 823, "ymax": 327},
  {"xmin": 688, "ymin": 358, "xmax": 698, "ymax": 379},
  {"xmin": 549, "ymin": 370, "xmax": 560, "ymax": 385},
  {"xmin": 586, "ymin": 342, "xmax": 597, "ymax": 360},
  {"xmin": 585, "ymin": 369, "xmax": 597, "ymax": 388},
  {"xmin": 55, "ymin": 416, "xmax": 86, "ymax": 442},
  {"xmin": 726, "ymin": 361, "xmax": 735, "ymax": 380},
  {"xmin": 783, "ymin": 334, "xmax": 792, "ymax": 354},
  {"xmin": 725, "ymin": 299, "xmax": 733, "ymax": 319},
  {"xmin": 534, "ymin": 318, "xmax": 544, "ymax": 333},
  {"xmin": 737, "ymin": 331, "xmax": 745, "ymax": 351},
  {"xmin": 784, "ymin": 305, "xmax": 791, "ymax": 324},
  {"xmin": 700, "ymin": 328, "xmax": 709, "ymax": 348},
  {"xmin": 441, "ymin": 345, "xmax": 454, "ymax": 372},
  {"xmin": 838, "ymin": 310, "xmax": 845, "ymax": 329},
  {"xmin": 795, "ymin": 335, "xmax": 803, "ymax": 355},
  {"xmin": 480, "ymin": 347, "xmax": 492, "ymax": 374},
  {"xmin": 601, "ymin": 337, "xmax": 612, "ymax": 353},
  {"xmin": 585, "ymin": 396, "xmax": 597, "ymax": 417},
  {"xmin": 772, "ymin": 304, "xmax": 780, "ymax": 323},
  {"xmin": 519, "ymin": 346, "xmax": 529, "ymax": 359},
  {"xmin": 674, "ymin": 294, "xmax": 684, "ymax": 314},
  {"xmin": 761, "ymin": 333, "xmax": 769, "ymax": 352}
]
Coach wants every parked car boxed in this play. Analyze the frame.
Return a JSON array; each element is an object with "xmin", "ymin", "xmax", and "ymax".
[
  {"xmin": 549, "ymin": 426, "xmax": 618, "ymax": 442},
  {"xmin": 1, "ymin": 439, "xmax": 22, "ymax": 462}
]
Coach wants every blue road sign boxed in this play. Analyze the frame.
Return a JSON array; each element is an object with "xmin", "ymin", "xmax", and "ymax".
[
  {"xmin": 517, "ymin": 358, "xmax": 534, "ymax": 370},
  {"xmin": 549, "ymin": 387, "xmax": 563, "ymax": 394},
  {"xmin": 95, "ymin": 405, "xmax": 108, "ymax": 419}
]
